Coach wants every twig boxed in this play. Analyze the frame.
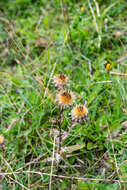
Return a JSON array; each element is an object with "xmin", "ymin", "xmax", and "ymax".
[
  {"xmin": 93, "ymin": 81, "xmax": 112, "ymax": 84},
  {"xmin": 60, "ymin": 0, "xmax": 66, "ymax": 25},
  {"xmin": 7, "ymin": 176, "xmax": 30, "ymax": 190},
  {"xmin": 93, "ymin": 0, "xmax": 100, "ymax": 17},
  {"xmin": 117, "ymin": 56, "xmax": 127, "ymax": 63},
  {"xmin": 44, "ymin": 61, "xmax": 57, "ymax": 98},
  {"xmin": 108, "ymin": 127, "xmax": 122, "ymax": 189},
  {"xmin": 1, "ymin": 171, "xmax": 127, "ymax": 183},
  {"xmin": 6, "ymin": 118, "xmax": 19, "ymax": 132},
  {"xmin": 100, "ymin": 70, "xmax": 127, "ymax": 76},
  {"xmin": 36, "ymin": 15, "xmax": 43, "ymax": 30},
  {"xmin": 119, "ymin": 63, "xmax": 127, "ymax": 67},
  {"xmin": 88, "ymin": 61, "xmax": 92, "ymax": 77},
  {"xmin": 4, "ymin": 27, "xmax": 26, "ymax": 60},
  {"xmin": 0, "ymin": 154, "xmax": 29, "ymax": 190},
  {"xmin": 15, "ymin": 153, "xmax": 47, "ymax": 171},
  {"xmin": 0, "ymin": 17, "xmax": 10, "ymax": 24},
  {"xmin": 49, "ymin": 136, "xmax": 56, "ymax": 190},
  {"xmin": 28, "ymin": 154, "xmax": 33, "ymax": 189},
  {"xmin": 88, "ymin": 0, "xmax": 101, "ymax": 48},
  {"xmin": 0, "ymin": 154, "xmax": 17, "ymax": 180},
  {"xmin": 108, "ymin": 71, "xmax": 127, "ymax": 76},
  {"xmin": 88, "ymin": 0, "xmax": 98, "ymax": 32},
  {"xmin": 58, "ymin": 108, "xmax": 63, "ymax": 153}
]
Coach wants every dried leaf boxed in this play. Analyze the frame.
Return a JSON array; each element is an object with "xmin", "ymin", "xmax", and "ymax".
[
  {"xmin": 6, "ymin": 118, "xmax": 19, "ymax": 132},
  {"xmin": 35, "ymin": 37, "xmax": 54, "ymax": 47},
  {"xmin": 122, "ymin": 121, "xmax": 127, "ymax": 129}
]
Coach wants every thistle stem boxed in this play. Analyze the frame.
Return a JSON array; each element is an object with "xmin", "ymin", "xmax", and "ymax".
[{"xmin": 58, "ymin": 107, "xmax": 63, "ymax": 153}]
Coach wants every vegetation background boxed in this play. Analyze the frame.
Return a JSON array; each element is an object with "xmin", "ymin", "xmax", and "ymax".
[{"xmin": 0, "ymin": 0, "xmax": 127, "ymax": 189}]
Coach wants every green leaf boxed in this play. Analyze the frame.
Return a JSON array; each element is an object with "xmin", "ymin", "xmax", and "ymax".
[
  {"xmin": 63, "ymin": 143, "xmax": 85, "ymax": 154},
  {"xmin": 1, "ymin": 72, "xmax": 22, "ymax": 86},
  {"xmin": 87, "ymin": 142, "xmax": 97, "ymax": 150},
  {"xmin": 87, "ymin": 85, "xmax": 102, "ymax": 105}
]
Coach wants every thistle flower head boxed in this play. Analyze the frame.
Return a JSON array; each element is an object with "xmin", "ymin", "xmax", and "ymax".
[
  {"xmin": 0, "ymin": 135, "xmax": 4, "ymax": 144},
  {"xmin": 71, "ymin": 104, "xmax": 88, "ymax": 122},
  {"xmin": 56, "ymin": 91, "xmax": 74, "ymax": 108},
  {"xmin": 53, "ymin": 74, "xmax": 68, "ymax": 89}
]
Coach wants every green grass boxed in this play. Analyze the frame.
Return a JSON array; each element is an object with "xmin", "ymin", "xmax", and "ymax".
[{"xmin": 0, "ymin": 0, "xmax": 127, "ymax": 189}]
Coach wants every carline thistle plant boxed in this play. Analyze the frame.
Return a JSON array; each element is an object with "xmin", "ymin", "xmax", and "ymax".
[
  {"xmin": 53, "ymin": 73, "xmax": 89, "ymax": 156},
  {"xmin": 56, "ymin": 91, "xmax": 75, "ymax": 109},
  {"xmin": 56, "ymin": 90, "xmax": 74, "ymax": 153},
  {"xmin": 53, "ymin": 73, "xmax": 68, "ymax": 89},
  {"xmin": 71, "ymin": 104, "xmax": 88, "ymax": 122}
]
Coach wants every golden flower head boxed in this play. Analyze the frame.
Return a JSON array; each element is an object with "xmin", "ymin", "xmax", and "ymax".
[
  {"xmin": 56, "ymin": 91, "xmax": 74, "ymax": 108},
  {"xmin": 53, "ymin": 74, "xmax": 68, "ymax": 89},
  {"xmin": 0, "ymin": 135, "xmax": 4, "ymax": 144},
  {"xmin": 80, "ymin": 6, "xmax": 85, "ymax": 12},
  {"xmin": 124, "ymin": 72, "xmax": 127, "ymax": 78},
  {"xmin": 71, "ymin": 104, "xmax": 88, "ymax": 122},
  {"xmin": 105, "ymin": 63, "xmax": 111, "ymax": 71}
]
